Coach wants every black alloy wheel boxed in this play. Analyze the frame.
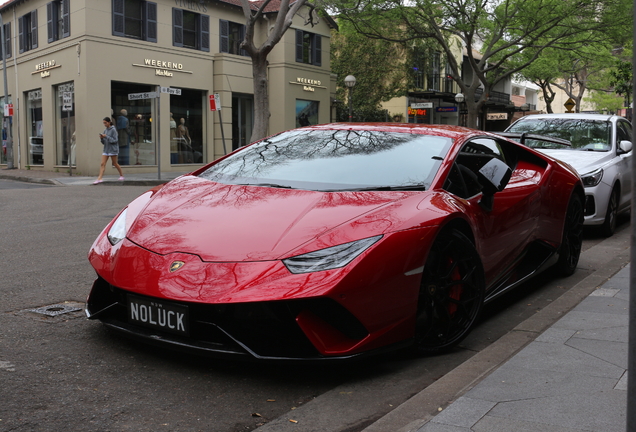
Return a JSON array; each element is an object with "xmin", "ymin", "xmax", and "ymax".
[
  {"xmin": 556, "ymin": 193, "xmax": 584, "ymax": 277},
  {"xmin": 601, "ymin": 187, "xmax": 619, "ymax": 237},
  {"xmin": 415, "ymin": 229, "xmax": 485, "ymax": 354}
]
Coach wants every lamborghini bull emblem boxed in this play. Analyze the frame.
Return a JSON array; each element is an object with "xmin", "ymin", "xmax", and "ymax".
[{"xmin": 170, "ymin": 261, "xmax": 185, "ymax": 273}]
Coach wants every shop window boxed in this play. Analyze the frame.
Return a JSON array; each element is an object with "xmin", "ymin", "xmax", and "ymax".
[
  {"xmin": 219, "ymin": 20, "xmax": 247, "ymax": 56},
  {"xmin": 47, "ymin": 0, "xmax": 70, "ymax": 43},
  {"xmin": 173, "ymin": 8, "xmax": 209, "ymax": 52},
  {"xmin": 232, "ymin": 94, "xmax": 253, "ymax": 151},
  {"xmin": 112, "ymin": 0, "xmax": 157, "ymax": 42},
  {"xmin": 169, "ymin": 89, "xmax": 206, "ymax": 165},
  {"xmin": 295, "ymin": 30, "xmax": 321, "ymax": 66},
  {"xmin": 1, "ymin": 23, "xmax": 11, "ymax": 60},
  {"xmin": 18, "ymin": 10, "xmax": 38, "ymax": 53},
  {"xmin": 55, "ymin": 82, "xmax": 75, "ymax": 166},
  {"xmin": 296, "ymin": 100, "xmax": 318, "ymax": 128},
  {"xmin": 26, "ymin": 89, "xmax": 43, "ymax": 165},
  {"xmin": 111, "ymin": 81, "xmax": 155, "ymax": 166},
  {"xmin": 0, "ymin": 96, "xmax": 11, "ymax": 165}
]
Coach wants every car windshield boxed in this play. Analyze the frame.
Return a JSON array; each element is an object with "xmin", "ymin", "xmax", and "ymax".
[
  {"xmin": 507, "ymin": 118, "xmax": 612, "ymax": 151},
  {"xmin": 199, "ymin": 129, "xmax": 453, "ymax": 191}
]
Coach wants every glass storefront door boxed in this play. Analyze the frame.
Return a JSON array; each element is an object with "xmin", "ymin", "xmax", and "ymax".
[
  {"xmin": 296, "ymin": 99, "xmax": 318, "ymax": 127},
  {"xmin": 231, "ymin": 93, "xmax": 253, "ymax": 151},
  {"xmin": 26, "ymin": 89, "xmax": 43, "ymax": 166},
  {"xmin": 55, "ymin": 82, "xmax": 75, "ymax": 166},
  {"xmin": 169, "ymin": 88, "xmax": 206, "ymax": 164}
]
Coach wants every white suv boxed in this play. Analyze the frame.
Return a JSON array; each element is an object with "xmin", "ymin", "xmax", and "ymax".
[{"xmin": 505, "ymin": 113, "xmax": 632, "ymax": 236}]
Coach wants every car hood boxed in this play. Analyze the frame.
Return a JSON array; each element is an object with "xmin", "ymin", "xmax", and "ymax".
[
  {"xmin": 126, "ymin": 176, "xmax": 415, "ymax": 262},
  {"xmin": 535, "ymin": 149, "xmax": 613, "ymax": 175}
]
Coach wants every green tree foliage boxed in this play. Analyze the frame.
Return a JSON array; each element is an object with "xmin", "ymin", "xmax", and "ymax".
[
  {"xmin": 324, "ymin": 0, "xmax": 632, "ymax": 128},
  {"xmin": 331, "ymin": 21, "xmax": 409, "ymax": 121}
]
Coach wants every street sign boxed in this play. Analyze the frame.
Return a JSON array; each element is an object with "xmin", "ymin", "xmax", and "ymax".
[
  {"xmin": 160, "ymin": 87, "xmax": 182, "ymax": 95},
  {"xmin": 564, "ymin": 98, "xmax": 576, "ymax": 113},
  {"xmin": 411, "ymin": 102, "xmax": 433, "ymax": 109},
  {"xmin": 128, "ymin": 92, "xmax": 158, "ymax": 100},
  {"xmin": 4, "ymin": 103, "xmax": 13, "ymax": 116},
  {"xmin": 62, "ymin": 92, "xmax": 73, "ymax": 112},
  {"xmin": 210, "ymin": 93, "xmax": 221, "ymax": 111}
]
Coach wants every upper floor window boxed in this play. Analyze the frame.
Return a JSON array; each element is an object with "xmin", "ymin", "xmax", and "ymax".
[
  {"xmin": 295, "ymin": 29, "xmax": 321, "ymax": 66},
  {"xmin": 112, "ymin": 0, "xmax": 157, "ymax": 42},
  {"xmin": 220, "ymin": 20, "xmax": 247, "ymax": 56},
  {"xmin": 47, "ymin": 0, "xmax": 70, "ymax": 42},
  {"xmin": 173, "ymin": 8, "xmax": 209, "ymax": 52},
  {"xmin": 18, "ymin": 10, "xmax": 38, "ymax": 53},
  {"xmin": 1, "ymin": 23, "xmax": 11, "ymax": 60}
]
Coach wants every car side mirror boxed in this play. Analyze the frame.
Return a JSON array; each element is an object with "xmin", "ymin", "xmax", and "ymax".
[
  {"xmin": 618, "ymin": 140, "xmax": 632, "ymax": 154},
  {"xmin": 477, "ymin": 158, "xmax": 512, "ymax": 212}
]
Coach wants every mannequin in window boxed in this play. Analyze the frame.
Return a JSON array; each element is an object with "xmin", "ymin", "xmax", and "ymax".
[
  {"xmin": 170, "ymin": 113, "xmax": 178, "ymax": 164},
  {"xmin": 176, "ymin": 118, "xmax": 192, "ymax": 163},
  {"xmin": 116, "ymin": 109, "xmax": 130, "ymax": 165}
]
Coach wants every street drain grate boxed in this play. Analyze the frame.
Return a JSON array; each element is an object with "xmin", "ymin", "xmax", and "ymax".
[{"xmin": 28, "ymin": 303, "xmax": 83, "ymax": 317}]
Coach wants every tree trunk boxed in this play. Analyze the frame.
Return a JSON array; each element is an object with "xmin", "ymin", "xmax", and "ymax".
[{"xmin": 251, "ymin": 54, "xmax": 270, "ymax": 142}]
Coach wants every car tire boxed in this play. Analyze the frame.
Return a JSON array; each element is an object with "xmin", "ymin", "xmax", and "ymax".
[
  {"xmin": 415, "ymin": 229, "xmax": 485, "ymax": 354},
  {"xmin": 556, "ymin": 193, "xmax": 584, "ymax": 277},
  {"xmin": 601, "ymin": 187, "xmax": 619, "ymax": 237}
]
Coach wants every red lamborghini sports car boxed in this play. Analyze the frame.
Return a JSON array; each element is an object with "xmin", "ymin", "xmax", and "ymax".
[{"xmin": 86, "ymin": 123, "xmax": 584, "ymax": 361}]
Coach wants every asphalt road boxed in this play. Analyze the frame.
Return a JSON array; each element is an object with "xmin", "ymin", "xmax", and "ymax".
[{"xmin": 0, "ymin": 180, "xmax": 630, "ymax": 432}]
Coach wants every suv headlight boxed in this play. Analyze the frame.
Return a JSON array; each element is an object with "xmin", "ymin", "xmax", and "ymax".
[
  {"xmin": 107, "ymin": 208, "xmax": 128, "ymax": 245},
  {"xmin": 581, "ymin": 168, "xmax": 603, "ymax": 187},
  {"xmin": 283, "ymin": 235, "xmax": 383, "ymax": 274}
]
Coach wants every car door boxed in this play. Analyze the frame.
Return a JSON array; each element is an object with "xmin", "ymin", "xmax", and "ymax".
[
  {"xmin": 445, "ymin": 137, "xmax": 542, "ymax": 286},
  {"xmin": 615, "ymin": 120, "xmax": 632, "ymax": 210}
]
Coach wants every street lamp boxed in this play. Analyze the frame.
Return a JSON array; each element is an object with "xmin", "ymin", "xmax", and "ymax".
[
  {"xmin": 344, "ymin": 75, "xmax": 356, "ymax": 122},
  {"xmin": 455, "ymin": 92, "xmax": 465, "ymax": 127}
]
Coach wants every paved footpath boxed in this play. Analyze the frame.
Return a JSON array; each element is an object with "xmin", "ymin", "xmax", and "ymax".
[{"xmin": 389, "ymin": 264, "xmax": 630, "ymax": 432}]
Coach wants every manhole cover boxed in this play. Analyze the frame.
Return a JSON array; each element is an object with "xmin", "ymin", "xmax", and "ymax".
[{"xmin": 20, "ymin": 301, "xmax": 85, "ymax": 321}]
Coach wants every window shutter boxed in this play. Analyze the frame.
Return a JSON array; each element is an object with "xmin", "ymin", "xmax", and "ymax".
[
  {"xmin": 295, "ymin": 29, "xmax": 303, "ymax": 62},
  {"xmin": 239, "ymin": 25, "xmax": 247, "ymax": 56},
  {"xmin": 47, "ymin": 2, "xmax": 55, "ymax": 43},
  {"xmin": 313, "ymin": 34, "xmax": 321, "ymax": 66},
  {"xmin": 219, "ymin": 19, "xmax": 229, "ymax": 53},
  {"xmin": 173, "ymin": 8, "xmax": 183, "ymax": 47},
  {"xmin": 199, "ymin": 14, "xmax": 209, "ymax": 52},
  {"xmin": 30, "ymin": 10, "xmax": 38, "ymax": 49},
  {"xmin": 62, "ymin": 0, "xmax": 70, "ymax": 38},
  {"xmin": 4, "ymin": 23, "xmax": 11, "ymax": 59},
  {"xmin": 112, "ymin": 0, "xmax": 124, "ymax": 36},
  {"xmin": 18, "ymin": 16, "xmax": 23, "ymax": 54},
  {"xmin": 145, "ymin": 2, "xmax": 157, "ymax": 42}
]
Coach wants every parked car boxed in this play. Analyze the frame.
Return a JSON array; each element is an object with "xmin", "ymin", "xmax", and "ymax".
[
  {"xmin": 86, "ymin": 123, "xmax": 583, "ymax": 361},
  {"xmin": 505, "ymin": 113, "xmax": 632, "ymax": 236}
]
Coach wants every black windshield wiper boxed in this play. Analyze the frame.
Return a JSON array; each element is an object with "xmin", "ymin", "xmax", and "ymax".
[
  {"xmin": 237, "ymin": 183, "xmax": 293, "ymax": 189},
  {"xmin": 324, "ymin": 185, "xmax": 427, "ymax": 192}
]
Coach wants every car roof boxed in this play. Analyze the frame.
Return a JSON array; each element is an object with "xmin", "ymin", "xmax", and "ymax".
[{"xmin": 514, "ymin": 113, "xmax": 623, "ymax": 122}]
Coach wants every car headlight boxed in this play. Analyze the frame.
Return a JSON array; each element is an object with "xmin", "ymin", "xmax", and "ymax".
[
  {"xmin": 283, "ymin": 235, "xmax": 383, "ymax": 274},
  {"xmin": 107, "ymin": 208, "xmax": 128, "ymax": 245},
  {"xmin": 581, "ymin": 168, "xmax": 603, "ymax": 187}
]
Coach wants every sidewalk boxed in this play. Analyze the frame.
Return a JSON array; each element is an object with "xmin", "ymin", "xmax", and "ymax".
[
  {"xmin": 370, "ymin": 263, "xmax": 630, "ymax": 432},
  {"xmin": 0, "ymin": 167, "xmax": 189, "ymax": 186}
]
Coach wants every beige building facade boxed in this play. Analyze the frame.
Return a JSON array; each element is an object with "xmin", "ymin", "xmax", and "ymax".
[{"xmin": 0, "ymin": 0, "xmax": 336, "ymax": 175}]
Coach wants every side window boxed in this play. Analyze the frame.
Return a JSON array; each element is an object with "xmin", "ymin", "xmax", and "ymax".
[
  {"xmin": 47, "ymin": 0, "xmax": 70, "ymax": 43},
  {"xmin": 444, "ymin": 138, "xmax": 508, "ymax": 199},
  {"xmin": 173, "ymin": 8, "xmax": 209, "ymax": 52},
  {"xmin": 1, "ymin": 22, "xmax": 11, "ymax": 59},
  {"xmin": 295, "ymin": 29, "xmax": 321, "ymax": 66},
  {"xmin": 617, "ymin": 121, "xmax": 632, "ymax": 143},
  {"xmin": 112, "ymin": 0, "xmax": 157, "ymax": 43},
  {"xmin": 18, "ymin": 10, "xmax": 38, "ymax": 54},
  {"xmin": 219, "ymin": 19, "xmax": 247, "ymax": 56}
]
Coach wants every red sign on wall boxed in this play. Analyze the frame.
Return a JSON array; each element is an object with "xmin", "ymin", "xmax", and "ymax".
[{"xmin": 209, "ymin": 94, "xmax": 220, "ymax": 111}]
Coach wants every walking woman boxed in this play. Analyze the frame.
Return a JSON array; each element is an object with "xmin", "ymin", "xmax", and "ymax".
[{"xmin": 93, "ymin": 117, "xmax": 124, "ymax": 184}]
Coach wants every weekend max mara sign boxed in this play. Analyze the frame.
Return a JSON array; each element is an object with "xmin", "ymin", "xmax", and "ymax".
[{"xmin": 133, "ymin": 59, "xmax": 194, "ymax": 77}]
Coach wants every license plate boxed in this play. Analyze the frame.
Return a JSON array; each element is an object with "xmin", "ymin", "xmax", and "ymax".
[{"xmin": 127, "ymin": 294, "xmax": 190, "ymax": 336}]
